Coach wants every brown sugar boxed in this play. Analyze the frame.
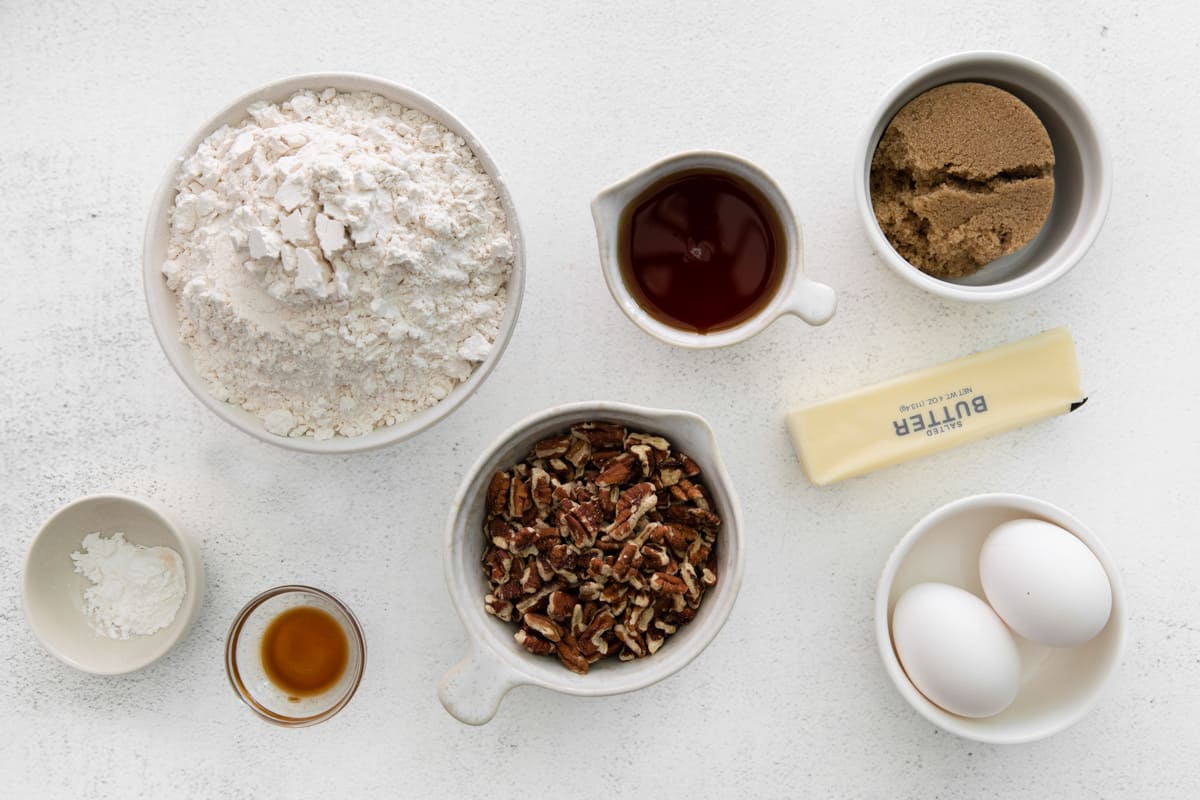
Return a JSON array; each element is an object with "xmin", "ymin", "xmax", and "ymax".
[{"xmin": 870, "ymin": 82, "xmax": 1055, "ymax": 279}]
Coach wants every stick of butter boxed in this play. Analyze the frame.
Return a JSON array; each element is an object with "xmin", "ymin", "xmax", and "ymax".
[{"xmin": 786, "ymin": 327, "xmax": 1084, "ymax": 486}]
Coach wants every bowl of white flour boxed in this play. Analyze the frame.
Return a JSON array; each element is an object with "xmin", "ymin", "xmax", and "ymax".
[{"xmin": 144, "ymin": 73, "xmax": 524, "ymax": 453}]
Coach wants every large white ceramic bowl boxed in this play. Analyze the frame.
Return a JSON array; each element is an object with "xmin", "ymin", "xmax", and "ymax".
[
  {"xmin": 856, "ymin": 51, "xmax": 1111, "ymax": 302},
  {"xmin": 22, "ymin": 494, "xmax": 205, "ymax": 675},
  {"xmin": 876, "ymin": 493, "xmax": 1127, "ymax": 743},
  {"xmin": 438, "ymin": 402, "xmax": 745, "ymax": 724},
  {"xmin": 143, "ymin": 72, "xmax": 525, "ymax": 453}
]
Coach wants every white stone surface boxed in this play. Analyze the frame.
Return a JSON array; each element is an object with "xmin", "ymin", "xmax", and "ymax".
[{"xmin": 1, "ymin": 1, "xmax": 1197, "ymax": 797}]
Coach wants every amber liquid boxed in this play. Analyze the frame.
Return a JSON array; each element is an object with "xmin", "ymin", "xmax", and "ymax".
[
  {"xmin": 261, "ymin": 606, "xmax": 349, "ymax": 700},
  {"xmin": 618, "ymin": 169, "xmax": 786, "ymax": 333}
]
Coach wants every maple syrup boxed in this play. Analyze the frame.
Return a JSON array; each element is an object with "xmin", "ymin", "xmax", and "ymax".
[
  {"xmin": 618, "ymin": 169, "xmax": 786, "ymax": 333},
  {"xmin": 261, "ymin": 606, "xmax": 349, "ymax": 700}
]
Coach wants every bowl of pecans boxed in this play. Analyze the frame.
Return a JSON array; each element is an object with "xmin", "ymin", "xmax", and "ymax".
[{"xmin": 438, "ymin": 402, "xmax": 744, "ymax": 724}]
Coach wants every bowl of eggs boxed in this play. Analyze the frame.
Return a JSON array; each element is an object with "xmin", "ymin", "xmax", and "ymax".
[{"xmin": 876, "ymin": 493, "xmax": 1126, "ymax": 744}]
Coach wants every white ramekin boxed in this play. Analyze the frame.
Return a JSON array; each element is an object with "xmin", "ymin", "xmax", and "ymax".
[
  {"xmin": 143, "ymin": 72, "xmax": 525, "ymax": 453},
  {"xmin": 876, "ymin": 493, "xmax": 1127, "ymax": 743},
  {"xmin": 856, "ymin": 51, "xmax": 1111, "ymax": 302},
  {"xmin": 592, "ymin": 150, "xmax": 836, "ymax": 348},
  {"xmin": 23, "ymin": 494, "xmax": 205, "ymax": 675},
  {"xmin": 438, "ymin": 402, "xmax": 744, "ymax": 725}
]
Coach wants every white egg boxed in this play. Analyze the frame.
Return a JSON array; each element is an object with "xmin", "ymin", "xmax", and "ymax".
[
  {"xmin": 891, "ymin": 582, "xmax": 1021, "ymax": 718},
  {"xmin": 980, "ymin": 518, "xmax": 1112, "ymax": 647}
]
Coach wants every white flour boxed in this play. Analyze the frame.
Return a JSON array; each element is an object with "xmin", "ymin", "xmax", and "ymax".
[
  {"xmin": 71, "ymin": 532, "xmax": 186, "ymax": 639},
  {"xmin": 163, "ymin": 89, "xmax": 513, "ymax": 438}
]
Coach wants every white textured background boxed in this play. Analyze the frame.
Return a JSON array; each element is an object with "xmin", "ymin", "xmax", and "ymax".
[{"xmin": 2, "ymin": 1, "xmax": 1197, "ymax": 797}]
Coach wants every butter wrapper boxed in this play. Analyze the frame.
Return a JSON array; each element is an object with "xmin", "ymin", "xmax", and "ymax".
[{"xmin": 786, "ymin": 327, "xmax": 1084, "ymax": 486}]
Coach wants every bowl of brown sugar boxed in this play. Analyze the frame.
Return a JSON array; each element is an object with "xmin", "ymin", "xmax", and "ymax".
[{"xmin": 856, "ymin": 51, "xmax": 1111, "ymax": 301}]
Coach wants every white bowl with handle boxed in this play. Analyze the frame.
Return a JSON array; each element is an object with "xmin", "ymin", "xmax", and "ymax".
[
  {"xmin": 592, "ymin": 150, "xmax": 836, "ymax": 347},
  {"xmin": 438, "ymin": 401, "xmax": 745, "ymax": 724}
]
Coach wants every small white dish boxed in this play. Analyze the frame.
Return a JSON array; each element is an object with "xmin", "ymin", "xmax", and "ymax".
[
  {"xmin": 856, "ymin": 51, "xmax": 1111, "ymax": 301},
  {"xmin": 143, "ymin": 72, "xmax": 525, "ymax": 453},
  {"xmin": 875, "ymin": 493, "xmax": 1127, "ymax": 743},
  {"xmin": 592, "ymin": 151, "xmax": 836, "ymax": 348},
  {"xmin": 22, "ymin": 494, "xmax": 204, "ymax": 675},
  {"xmin": 438, "ymin": 401, "xmax": 745, "ymax": 724}
]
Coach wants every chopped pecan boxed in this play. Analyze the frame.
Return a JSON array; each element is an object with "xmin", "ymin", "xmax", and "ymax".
[
  {"xmin": 687, "ymin": 539, "xmax": 710, "ymax": 566},
  {"xmin": 564, "ymin": 436, "xmax": 591, "ymax": 468},
  {"xmin": 512, "ymin": 526, "xmax": 537, "ymax": 553},
  {"xmin": 486, "ymin": 471, "xmax": 511, "ymax": 515},
  {"xmin": 612, "ymin": 542, "xmax": 638, "ymax": 580},
  {"xmin": 662, "ymin": 523, "xmax": 696, "ymax": 554},
  {"xmin": 571, "ymin": 421, "xmax": 626, "ymax": 449},
  {"xmin": 514, "ymin": 628, "xmax": 554, "ymax": 655},
  {"xmin": 675, "ymin": 478, "xmax": 710, "ymax": 510},
  {"xmin": 640, "ymin": 542, "xmax": 671, "ymax": 569},
  {"xmin": 590, "ymin": 448, "xmax": 624, "ymax": 465},
  {"xmin": 547, "ymin": 590, "xmax": 576, "ymax": 620},
  {"xmin": 635, "ymin": 605, "xmax": 655, "ymax": 632},
  {"xmin": 656, "ymin": 460, "xmax": 684, "ymax": 487},
  {"xmin": 594, "ymin": 535, "xmax": 624, "ymax": 552},
  {"xmin": 546, "ymin": 458, "xmax": 574, "ymax": 482},
  {"xmin": 629, "ymin": 443, "xmax": 656, "ymax": 476},
  {"xmin": 595, "ymin": 452, "xmax": 637, "ymax": 486},
  {"xmin": 519, "ymin": 562, "xmax": 542, "ymax": 594},
  {"xmin": 496, "ymin": 580, "xmax": 522, "ymax": 601},
  {"xmin": 530, "ymin": 467, "xmax": 553, "ymax": 511},
  {"xmin": 680, "ymin": 561, "xmax": 699, "ymax": 597},
  {"xmin": 533, "ymin": 524, "xmax": 559, "ymax": 552},
  {"xmin": 523, "ymin": 612, "xmax": 562, "ymax": 642},
  {"xmin": 483, "ymin": 547, "xmax": 512, "ymax": 582},
  {"xmin": 488, "ymin": 517, "xmax": 513, "ymax": 549},
  {"xmin": 649, "ymin": 572, "xmax": 688, "ymax": 594},
  {"xmin": 664, "ymin": 505, "xmax": 721, "ymax": 530},
  {"xmin": 515, "ymin": 580, "xmax": 562, "ymax": 615},
  {"xmin": 508, "ymin": 475, "xmax": 532, "ymax": 519},
  {"xmin": 607, "ymin": 482, "xmax": 657, "ymax": 540},
  {"xmin": 556, "ymin": 636, "xmax": 589, "ymax": 674},
  {"xmin": 626, "ymin": 432, "xmax": 671, "ymax": 451},
  {"xmin": 560, "ymin": 509, "xmax": 590, "ymax": 548},
  {"xmin": 613, "ymin": 624, "xmax": 645, "ymax": 657},
  {"xmin": 599, "ymin": 582, "xmax": 626, "ymax": 604},
  {"xmin": 484, "ymin": 594, "xmax": 514, "ymax": 622},
  {"xmin": 679, "ymin": 452, "xmax": 702, "ymax": 477},
  {"xmin": 547, "ymin": 544, "xmax": 577, "ymax": 571},
  {"xmin": 579, "ymin": 609, "xmax": 615, "ymax": 642},
  {"xmin": 533, "ymin": 435, "xmax": 571, "ymax": 458}
]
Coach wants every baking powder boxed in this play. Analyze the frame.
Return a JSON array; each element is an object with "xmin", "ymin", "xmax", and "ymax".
[{"xmin": 71, "ymin": 532, "xmax": 186, "ymax": 640}]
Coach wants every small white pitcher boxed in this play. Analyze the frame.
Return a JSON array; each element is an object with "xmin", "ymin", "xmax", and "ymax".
[{"xmin": 591, "ymin": 150, "xmax": 836, "ymax": 348}]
